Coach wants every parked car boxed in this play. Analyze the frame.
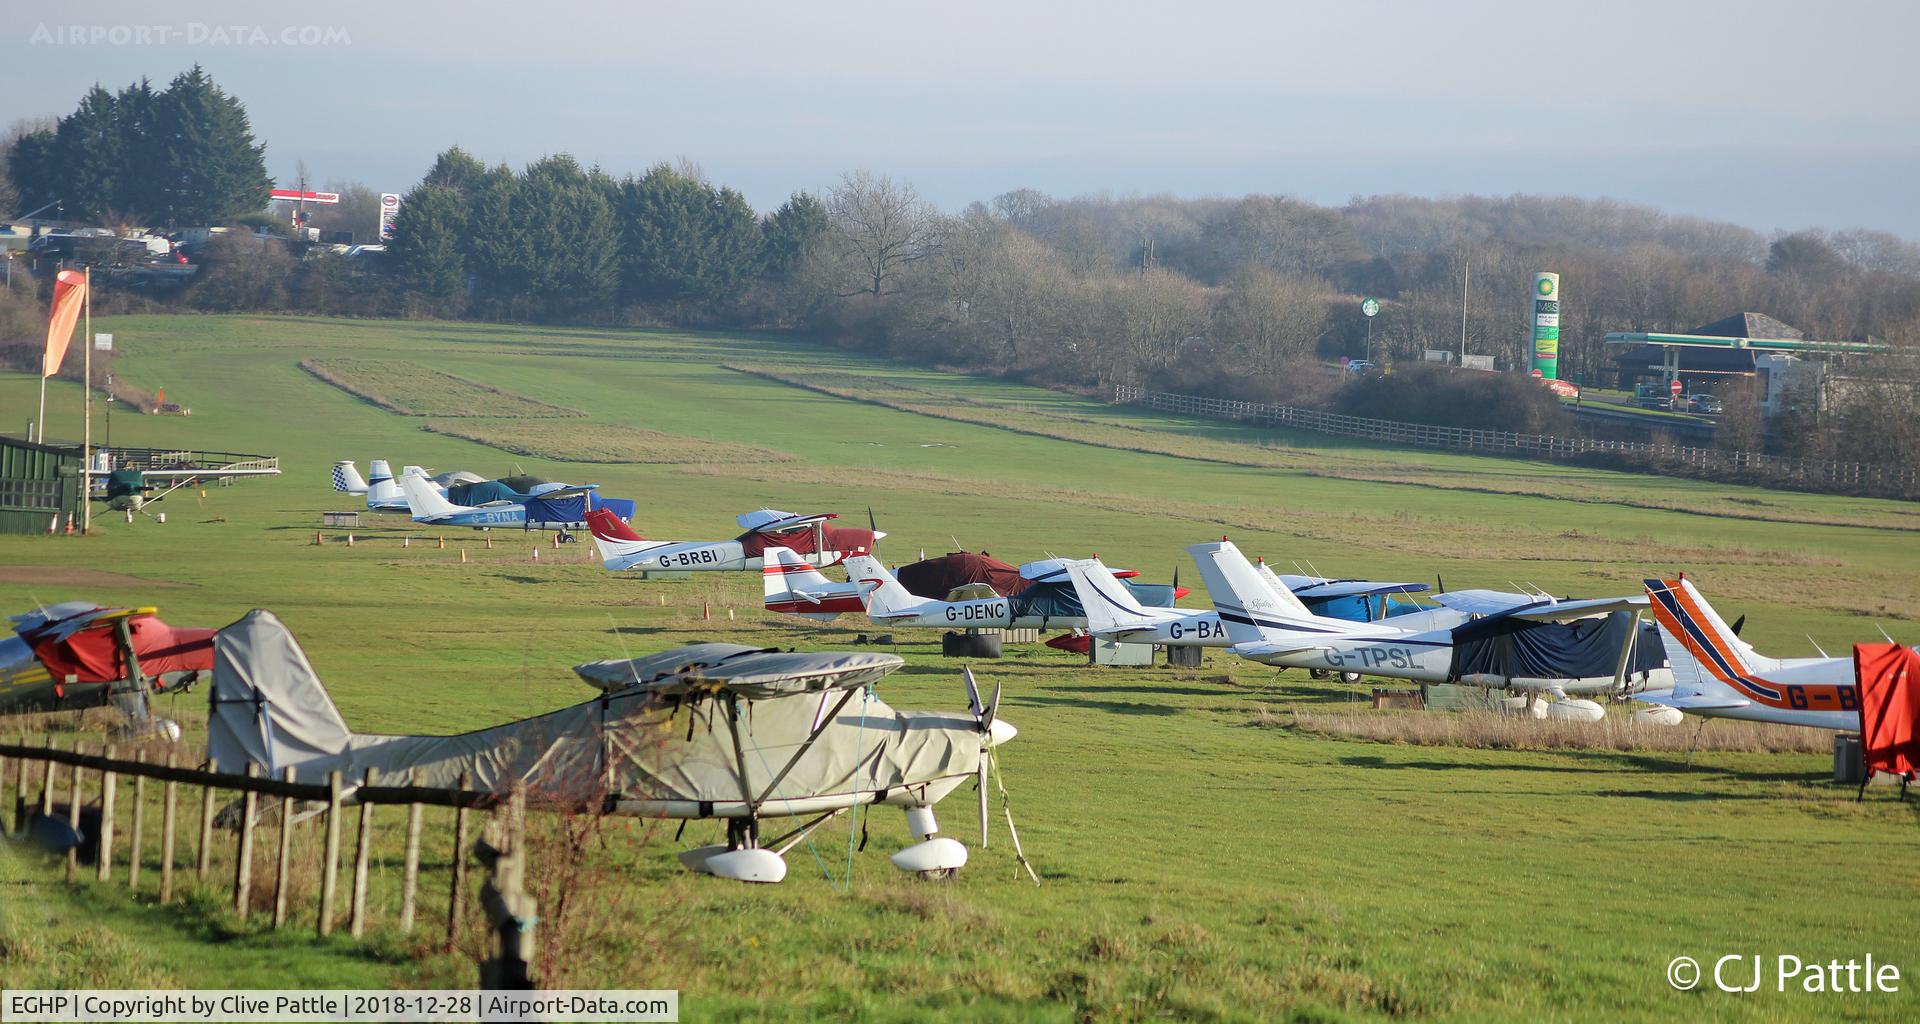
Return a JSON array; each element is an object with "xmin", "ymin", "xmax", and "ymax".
[
  {"xmin": 1344, "ymin": 359, "xmax": 1375, "ymax": 375},
  {"xmin": 1687, "ymin": 393, "xmax": 1723, "ymax": 414},
  {"xmin": 1634, "ymin": 382, "xmax": 1677, "ymax": 410}
]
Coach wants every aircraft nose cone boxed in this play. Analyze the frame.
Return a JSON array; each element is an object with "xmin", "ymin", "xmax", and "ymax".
[
  {"xmin": 986, "ymin": 717, "xmax": 1018, "ymax": 747},
  {"xmin": 872, "ymin": 530, "xmax": 888, "ymax": 541}
]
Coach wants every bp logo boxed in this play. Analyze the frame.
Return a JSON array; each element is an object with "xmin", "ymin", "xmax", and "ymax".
[{"xmin": 1536, "ymin": 278, "xmax": 1556, "ymax": 297}]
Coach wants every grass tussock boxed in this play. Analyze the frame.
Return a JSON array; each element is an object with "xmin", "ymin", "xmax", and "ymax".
[
  {"xmin": 1264, "ymin": 707, "xmax": 1832, "ymax": 754},
  {"xmin": 302, "ymin": 358, "xmax": 583, "ymax": 418},
  {"xmin": 421, "ymin": 418, "xmax": 795, "ymax": 465}
]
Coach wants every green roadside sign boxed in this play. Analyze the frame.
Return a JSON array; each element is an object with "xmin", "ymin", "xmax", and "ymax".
[{"xmin": 1361, "ymin": 297, "xmax": 1380, "ymax": 317}]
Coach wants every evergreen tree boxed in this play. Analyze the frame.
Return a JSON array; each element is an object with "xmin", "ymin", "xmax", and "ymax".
[
  {"xmin": 6, "ymin": 130, "xmax": 58, "ymax": 215},
  {"xmin": 111, "ymin": 79, "xmax": 162, "ymax": 217},
  {"xmin": 516, "ymin": 156, "xmax": 618, "ymax": 319},
  {"xmin": 463, "ymin": 164, "xmax": 531, "ymax": 313},
  {"xmin": 615, "ymin": 164, "xmax": 762, "ymax": 303},
  {"xmin": 422, "ymin": 145, "xmax": 489, "ymax": 201},
  {"xmin": 150, "ymin": 66, "xmax": 271, "ymax": 225},
  {"xmin": 52, "ymin": 86, "xmax": 123, "ymax": 220},
  {"xmin": 388, "ymin": 184, "xmax": 468, "ymax": 315},
  {"xmin": 761, "ymin": 192, "xmax": 828, "ymax": 282}
]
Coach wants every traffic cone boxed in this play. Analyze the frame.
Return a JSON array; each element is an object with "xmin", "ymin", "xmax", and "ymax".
[
  {"xmin": 64, "ymin": 515, "xmax": 75, "ymax": 536},
  {"xmin": 486, "ymin": 536, "xmax": 493, "ymax": 550},
  {"xmin": 314, "ymin": 531, "xmax": 324, "ymax": 546},
  {"xmin": 346, "ymin": 534, "xmax": 355, "ymax": 547},
  {"xmin": 531, "ymin": 548, "xmax": 539, "ymax": 562},
  {"xmin": 703, "ymin": 602, "xmax": 711, "ymax": 620},
  {"xmin": 460, "ymin": 548, "xmax": 468, "ymax": 563},
  {"xmin": 437, "ymin": 535, "xmax": 445, "ymax": 550},
  {"xmin": 403, "ymin": 536, "xmax": 411, "ymax": 548}
]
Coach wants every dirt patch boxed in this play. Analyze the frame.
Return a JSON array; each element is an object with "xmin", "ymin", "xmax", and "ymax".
[{"xmin": 0, "ymin": 566, "xmax": 186, "ymax": 588}]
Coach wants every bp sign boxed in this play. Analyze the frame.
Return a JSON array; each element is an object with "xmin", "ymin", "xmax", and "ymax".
[{"xmin": 1360, "ymin": 297, "xmax": 1380, "ymax": 318}]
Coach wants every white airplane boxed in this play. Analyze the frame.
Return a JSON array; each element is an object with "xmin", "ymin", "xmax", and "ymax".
[
  {"xmin": 764, "ymin": 547, "xmax": 868, "ymax": 621},
  {"xmin": 208, "ymin": 616, "xmax": 1026, "ymax": 884},
  {"xmin": 331, "ymin": 460, "xmax": 483, "ymax": 512},
  {"xmin": 398, "ymin": 470, "xmax": 593, "ymax": 534},
  {"xmin": 1188, "ymin": 540, "xmax": 1656, "ymax": 705},
  {"xmin": 586, "ymin": 508, "xmax": 882, "ymax": 573},
  {"xmin": 843, "ymin": 551, "xmax": 1086, "ymax": 629},
  {"xmin": 1636, "ymin": 576, "xmax": 1876, "ymax": 730},
  {"xmin": 1065, "ymin": 556, "xmax": 1473, "ymax": 652}
]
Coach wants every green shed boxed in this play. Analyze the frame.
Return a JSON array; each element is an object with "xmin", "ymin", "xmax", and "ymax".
[{"xmin": 0, "ymin": 435, "xmax": 82, "ymax": 534}]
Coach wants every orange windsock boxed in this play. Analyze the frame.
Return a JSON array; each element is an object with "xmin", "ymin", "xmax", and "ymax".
[{"xmin": 43, "ymin": 270, "xmax": 87, "ymax": 378}]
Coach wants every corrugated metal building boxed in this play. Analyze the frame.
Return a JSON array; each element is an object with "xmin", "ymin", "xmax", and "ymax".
[{"xmin": 0, "ymin": 435, "xmax": 81, "ymax": 534}]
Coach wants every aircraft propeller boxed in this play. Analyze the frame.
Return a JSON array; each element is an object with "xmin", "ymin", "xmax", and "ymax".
[{"xmin": 962, "ymin": 665, "xmax": 1037, "ymax": 883}]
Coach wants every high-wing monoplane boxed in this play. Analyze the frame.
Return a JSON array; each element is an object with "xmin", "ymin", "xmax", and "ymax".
[
  {"xmin": 1190, "ymin": 540, "xmax": 1664, "ymax": 706},
  {"xmin": 399, "ymin": 469, "xmax": 601, "ymax": 537},
  {"xmin": 332, "ymin": 459, "xmax": 484, "ymax": 512},
  {"xmin": 587, "ymin": 508, "xmax": 882, "ymax": 572},
  {"xmin": 1634, "ymin": 576, "xmax": 1879, "ymax": 730},
  {"xmin": 0, "ymin": 602, "xmax": 212, "ymax": 734},
  {"xmin": 208, "ymin": 616, "xmax": 1029, "ymax": 884}
]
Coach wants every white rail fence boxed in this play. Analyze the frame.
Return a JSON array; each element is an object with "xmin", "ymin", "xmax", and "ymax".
[{"xmin": 1111, "ymin": 385, "xmax": 1920, "ymax": 500}]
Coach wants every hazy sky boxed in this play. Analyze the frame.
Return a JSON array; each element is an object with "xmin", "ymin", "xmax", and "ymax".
[{"xmin": 6, "ymin": 1, "xmax": 1918, "ymax": 238}]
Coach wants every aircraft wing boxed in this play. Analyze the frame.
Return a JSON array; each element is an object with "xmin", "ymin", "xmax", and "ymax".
[
  {"xmin": 1284, "ymin": 578, "xmax": 1431, "ymax": 599},
  {"xmin": 737, "ymin": 509, "xmax": 837, "ymax": 534},
  {"xmin": 1019, "ymin": 558, "xmax": 1137, "ymax": 583},
  {"xmin": 1634, "ymin": 689, "xmax": 1752, "ymax": 711},
  {"xmin": 86, "ymin": 467, "xmax": 280, "ymax": 479},
  {"xmin": 1497, "ymin": 595, "xmax": 1649, "ymax": 624},
  {"xmin": 1430, "ymin": 590, "xmax": 1543, "ymax": 616},
  {"xmin": 1233, "ymin": 641, "xmax": 1333, "ymax": 659}
]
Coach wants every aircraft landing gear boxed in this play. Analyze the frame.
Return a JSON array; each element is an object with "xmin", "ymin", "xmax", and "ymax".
[
  {"xmin": 1339, "ymin": 671, "xmax": 1362, "ymax": 684},
  {"xmin": 890, "ymin": 806, "xmax": 968, "ymax": 879}
]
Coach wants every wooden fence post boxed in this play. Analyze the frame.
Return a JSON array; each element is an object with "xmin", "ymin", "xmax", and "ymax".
[
  {"xmin": 447, "ymin": 770, "xmax": 471, "ymax": 947},
  {"xmin": 159, "ymin": 752, "xmax": 178, "ymax": 903},
  {"xmin": 96, "ymin": 744, "xmax": 118, "ymax": 883},
  {"xmin": 273, "ymin": 766, "xmax": 296, "ymax": 929},
  {"xmin": 128, "ymin": 769, "xmax": 147, "ymax": 891},
  {"xmin": 65, "ymin": 744, "xmax": 84, "ymax": 883},
  {"xmin": 12, "ymin": 735, "xmax": 28, "ymax": 834},
  {"xmin": 39, "ymin": 738, "xmax": 56, "ymax": 822},
  {"xmin": 350, "ymin": 768, "xmax": 376, "ymax": 938},
  {"xmin": 319, "ymin": 770, "xmax": 342, "ymax": 938},
  {"xmin": 400, "ymin": 769, "xmax": 423, "ymax": 934},
  {"xmin": 234, "ymin": 763, "xmax": 258, "ymax": 918},
  {"xmin": 196, "ymin": 767, "xmax": 217, "ymax": 881}
]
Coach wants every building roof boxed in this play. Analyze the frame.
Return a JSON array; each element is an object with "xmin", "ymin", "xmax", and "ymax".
[{"xmin": 1687, "ymin": 313, "xmax": 1804, "ymax": 341}]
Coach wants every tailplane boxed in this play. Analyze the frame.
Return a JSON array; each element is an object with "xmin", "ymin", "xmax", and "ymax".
[
  {"xmin": 365, "ymin": 459, "xmax": 404, "ymax": 509},
  {"xmin": 764, "ymin": 546, "xmax": 837, "ymax": 611},
  {"xmin": 207, "ymin": 609, "xmax": 355, "ymax": 776}
]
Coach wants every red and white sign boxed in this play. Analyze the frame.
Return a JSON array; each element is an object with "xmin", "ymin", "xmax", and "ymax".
[
  {"xmin": 1670, "ymin": 379, "xmax": 1684, "ymax": 396},
  {"xmin": 378, "ymin": 192, "xmax": 402, "ymax": 241},
  {"xmin": 269, "ymin": 188, "xmax": 341, "ymax": 204}
]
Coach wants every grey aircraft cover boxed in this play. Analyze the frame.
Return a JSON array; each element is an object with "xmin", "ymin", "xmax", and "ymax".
[{"xmin": 207, "ymin": 611, "xmax": 986, "ymax": 818}]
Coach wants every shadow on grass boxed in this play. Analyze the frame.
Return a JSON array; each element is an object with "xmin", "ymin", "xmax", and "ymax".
[{"xmin": 1006, "ymin": 695, "xmax": 1180, "ymax": 716}]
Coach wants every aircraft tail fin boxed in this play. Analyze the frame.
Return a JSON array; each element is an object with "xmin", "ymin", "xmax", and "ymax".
[
  {"xmin": 1643, "ymin": 577, "xmax": 1779, "ymax": 698},
  {"xmin": 764, "ymin": 546, "xmax": 836, "ymax": 608},
  {"xmin": 585, "ymin": 509, "xmax": 654, "ymax": 568},
  {"xmin": 364, "ymin": 460, "xmax": 404, "ymax": 509},
  {"xmin": 207, "ymin": 609, "xmax": 356, "ymax": 777},
  {"xmin": 1187, "ymin": 540, "xmax": 1325, "ymax": 646},
  {"xmin": 1065, "ymin": 558, "xmax": 1153, "ymax": 635},
  {"xmin": 842, "ymin": 552, "xmax": 917, "ymax": 617},
  {"xmin": 587, "ymin": 508, "xmax": 646, "ymax": 542},
  {"xmin": 331, "ymin": 460, "xmax": 368, "ymax": 495},
  {"xmin": 399, "ymin": 470, "xmax": 462, "ymax": 520}
]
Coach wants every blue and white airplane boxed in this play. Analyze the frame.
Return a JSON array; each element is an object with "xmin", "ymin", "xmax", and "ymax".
[
  {"xmin": 331, "ymin": 460, "xmax": 483, "ymax": 513},
  {"xmin": 398, "ymin": 470, "xmax": 596, "ymax": 535}
]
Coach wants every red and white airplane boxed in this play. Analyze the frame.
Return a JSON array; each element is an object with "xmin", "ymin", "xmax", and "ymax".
[
  {"xmin": 1638, "ymin": 576, "xmax": 1883, "ymax": 730},
  {"xmin": 587, "ymin": 508, "xmax": 882, "ymax": 573}
]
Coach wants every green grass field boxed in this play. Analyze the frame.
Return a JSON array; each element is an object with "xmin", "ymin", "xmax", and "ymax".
[{"xmin": 2, "ymin": 315, "xmax": 1917, "ymax": 1021}]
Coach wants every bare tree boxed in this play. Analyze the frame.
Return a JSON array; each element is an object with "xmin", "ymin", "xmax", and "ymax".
[{"xmin": 826, "ymin": 170, "xmax": 938, "ymax": 296}]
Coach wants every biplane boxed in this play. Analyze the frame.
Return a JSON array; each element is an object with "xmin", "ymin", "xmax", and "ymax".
[{"xmin": 207, "ymin": 619, "xmax": 1029, "ymax": 884}]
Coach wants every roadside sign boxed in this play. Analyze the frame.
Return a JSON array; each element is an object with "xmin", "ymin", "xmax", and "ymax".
[
  {"xmin": 1670, "ymin": 378, "xmax": 1683, "ymax": 396},
  {"xmin": 1360, "ymin": 297, "xmax": 1380, "ymax": 318},
  {"xmin": 94, "ymin": 332, "xmax": 112, "ymax": 351}
]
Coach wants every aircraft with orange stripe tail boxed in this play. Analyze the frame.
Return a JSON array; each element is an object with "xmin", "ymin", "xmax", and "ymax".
[{"xmin": 1638, "ymin": 576, "xmax": 1877, "ymax": 730}]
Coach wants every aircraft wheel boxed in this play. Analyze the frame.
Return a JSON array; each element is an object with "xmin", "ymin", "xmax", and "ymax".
[
  {"xmin": 1340, "ymin": 672, "xmax": 1362, "ymax": 684},
  {"xmin": 916, "ymin": 867, "xmax": 959, "ymax": 881},
  {"xmin": 1308, "ymin": 669, "xmax": 1331, "ymax": 680}
]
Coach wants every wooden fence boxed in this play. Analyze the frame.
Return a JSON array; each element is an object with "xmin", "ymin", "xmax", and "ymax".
[
  {"xmin": 0, "ymin": 737, "xmax": 535, "ymax": 983},
  {"xmin": 1112, "ymin": 385, "xmax": 1920, "ymax": 500}
]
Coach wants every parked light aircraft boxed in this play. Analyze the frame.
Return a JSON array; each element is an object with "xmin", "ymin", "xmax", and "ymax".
[
  {"xmin": 1065, "ymin": 556, "xmax": 1471, "ymax": 651},
  {"xmin": 840, "ymin": 551, "xmax": 1107, "ymax": 630},
  {"xmin": 1636, "ymin": 576, "xmax": 1877, "ymax": 730},
  {"xmin": 1188, "ymin": 540, "xmax": 1657, "ymax": 702},
  {"xmin": 0, "ymin": 602, "xmax": 212, "ymax": 734},
  {"xmin": 399, "ymin": 470, "xmax": 596, "ymax": 535},
  {"xmin": 332, "ymin": 460, "xmax": 484, "ymax": 512},
  {"xmin": 586, "ymin": 508, "xmax": 882, "ymax": 572},
  {"xmin": 208, "ymin": 615, "xmax": 1026, "ymax": 884}
]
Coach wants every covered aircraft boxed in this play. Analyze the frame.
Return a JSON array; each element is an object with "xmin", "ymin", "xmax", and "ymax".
[
  {"xmin": 1190, "ymin": 541, "xmax": 1666, "ymax": 709},
  {"xmin": 0, "ymin": 603, "xmax": 213, "ymax": 732},
  {"xmin": 586, "ymin": 508, "xmax": 883, "ymax": 573},
  {"xmin": 208, "ymin": 615, "xmax": 1026, "ymax": 884},
  {"xmin": 399, "ymin": 470, "xmax": 631, "ymax": 538},
  {"xmin": 331, "ymin": 460, "xmax": 485, "ymax": 513}
]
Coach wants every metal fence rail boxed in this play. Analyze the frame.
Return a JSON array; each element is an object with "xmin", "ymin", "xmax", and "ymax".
[{"xmin": 1112, "ymin": 385, "xmax": 1920, "ymax": 500}]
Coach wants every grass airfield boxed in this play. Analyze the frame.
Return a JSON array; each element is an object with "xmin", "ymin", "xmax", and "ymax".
[{"xmin": 1, "ymin": 315, "xmax": 1917, "ymax": 1022}]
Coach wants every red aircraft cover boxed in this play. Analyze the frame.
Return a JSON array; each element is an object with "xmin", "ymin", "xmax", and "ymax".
[
  {"xmin": 736, "ymin": 524, "xmax": 879, "ymax": 559},
  {"xmin": 31, "ymin": 614, "xmax": 216, "ymax": 686},
  {"xmin": 1855, "ymin": 643, "xmax": 1920, "ymax": 779},
  {"xmin": 895, "ymin": 551, "xmax": 1032, "ymax": 600}
]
